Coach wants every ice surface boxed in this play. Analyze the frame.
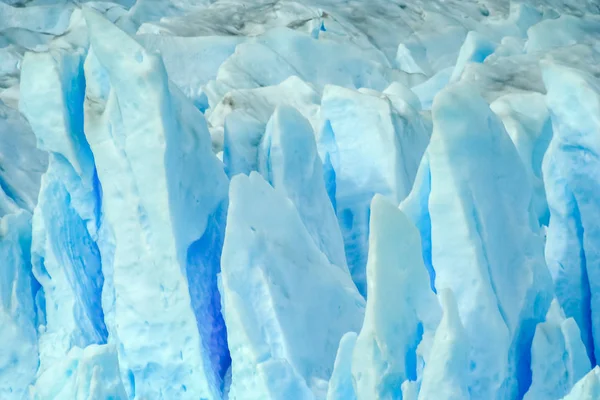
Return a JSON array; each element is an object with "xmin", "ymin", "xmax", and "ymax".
[
  {"xmin": 3, "ymin": 0, "xmax": 600, "ymax": 399},
  {"xmin": 490, "ymin": 93, "xmax": 553, "ymax": 226},
  {"xmin": 525, "ymin": 300, "xmax": 590, "ymax": 400},
  {"xmin": 352, "ymin": 195, "xmax": 440, "ymax": 398},
  {"xmin": 319, "ymin": 85, "xmax": 430, "ymax": 295},
  {"xmin": 418, "ymin": 289, "xmax": 469, "ymax": 400},
  {"xmin": 423, "ymin": 83, "xmax": 553, "ymax": 398},
  {"xmin": 542, "ymin": 62, "xmax": 600, "ymax": 365},
  {"xmin": 220, "ymin": 172, "xmax": 364, "ymax": 399},
  {"xmin": 0, "ymin": 211, "xmax": 38, "ymax": 399},
  {"xmin": 562, "ymin": 367, "xmax": 600, "ymax": 400},
  {"xmin": 20, "ymin": 47, "xmax": 107, "ymax": 373},
  {"xmin": 30, "ymin": 344, "xmax": 127, "ymax": 400},
  {"xmin": 258, "ymin": 105, "xmax": 347, "ymax": 270},
  {"xmin": 0, "ymin": 103, "xmax": 47, "ymax": 216},
  {"xmin": 326, "ymin": 332, "xmax": 357, "ymax": 400},
  {"xmin": 82, "ymin": 9, "xmax": 229, "ymax": 399}
]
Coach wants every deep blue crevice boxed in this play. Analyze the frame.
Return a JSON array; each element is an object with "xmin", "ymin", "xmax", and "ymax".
[
  {"xmin": 571, "ymin": 192, "xmax": 596, "ymax": 366},
  {"xmin": 405, "ymin": 321, "xmax": 424, "ymax": 382},
  {"xmin": 323, "ymin": 153, "xmax": 337, "ymax": 213},
  {"xmin": 186, "ymin": 201, "xmax": 231, "ymax": 390}
]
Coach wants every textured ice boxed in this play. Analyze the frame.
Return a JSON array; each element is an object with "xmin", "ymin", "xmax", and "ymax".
[
  {"xmin": 490, "ymin": 93, "xmax": 553, "ymax": 226},
  {"xmin": 542, "ymin": 62, "xmax": 600, "ymax": 364},
  {"xmin": 319, "ymin": 85, "xmax": 430, "ymax": 295},
  {"xmin": 30, "ymin": 344, "xmax": 127, "ymax": 400},
  {"xmin": 525, "ymin": 300, "xmax": 589, "ymax": 400},
  {"xmin": 419, "ymin": 84, "xmax": 553, "ymax": 398},
  {"xmin": 562, "ymin": 367, "xmax": 600, "ymax": 400},
  {"xmin": 3, "ymin": 0, "xmax": 600, "ymax": 399},
  {"xmin": 418, "ymin": 289, "xmax": 469, "ymax": 400},
  {"xmin": 220, "ymin": 172, "xmax": 364, "ymax": 399},
  {"xmin": 257, "ymin": 105, "xmax": 347, "ymax": 270},
  {"xmin": 326, "ymin": 332, "xmax": 357, "ymax": 400},
  {"xmin": 20, "ymin": 47, "xmax": 107, "ymax": 373},
  {"xmin": 81, "ymin": 9, "xmax": 229, "ymax": 399},
  {"xmin": 352, "ymin": 195, "xmax": 440, "ymax": 398},
  {"xmin": 0, "ymin": 211, "xmax": 38, "ymax": 399},
  {"xmin": 0, "ymin": 103, "xmax": 47, "ymax": 216}
]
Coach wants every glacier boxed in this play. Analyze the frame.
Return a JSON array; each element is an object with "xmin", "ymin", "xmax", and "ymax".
[{"xmin": 1, "ymin": 0, "xmax": 600, "ymax": 399}]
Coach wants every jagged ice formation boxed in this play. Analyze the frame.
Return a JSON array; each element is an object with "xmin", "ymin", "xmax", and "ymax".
[{"xmin": 1, "ymin": 0, "xmax": 600, "ymax": 399}]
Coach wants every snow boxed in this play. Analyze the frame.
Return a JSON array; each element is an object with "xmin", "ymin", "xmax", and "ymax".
[{"xmin": 2, "ymin": 0, "xmax": 600, "ymax": 398}]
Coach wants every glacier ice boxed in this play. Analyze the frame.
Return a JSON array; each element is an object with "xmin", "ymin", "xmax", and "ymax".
[
  {"xmin": 220, "ymin": 172, "xmax": 364, "ymax": 399},
  {"xmin": 2, "ymin": 0, "xmax": 600, "ymax": 399},
  {"xmin": 20, "ymin": 46, "xmax": 107, "ymax": 375},
  {"xmin": 0, "ymin": 103, "xmax": 47, "ymax": 216},
  {"xmin": 422, "ymin": 83, "xmax": 553, "ymax": 398},
  {"xmin": 490, "ymin": 93, "xmax": 553, "ymax": 226},
  {"xmin": 257, "ymin": 105, "xmax": 347, "ymax": 270},
  {"xmin": 319, "ymin": 85, "xmax": 430, "ymax": 295},
  {"xmin": 30, "ymin": 344, "xmax": 127, "ymax": 400},
  {"xmin": 352, "ymin": 194, "xmax": 440, "ymax": 399},
  {"xmin": 0, "ymin": 211, "xmax": 38, "ymax": 399},
  {"xmin": 562, "ymin": 367, "xmax": 600, "ymax": 400},
  {"xmin": 326, "ymin": 332, "xmax": 357, "ymax": 400},
  {"xmin": 542, "ymin": 62, "xmax": 600, "ymax": 365},
  {"xmin": 418, "ymin": 289, "xmax": 469, "ymax": 400},
  {"xmin": 524, "ymin": 300, "xmax": 589, "ymax": 400},
  {"xmin": 82, "ymin": 9, "xmax": 229, "ymax": 399}
]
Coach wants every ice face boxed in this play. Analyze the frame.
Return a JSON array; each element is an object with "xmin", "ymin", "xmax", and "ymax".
[
  {"xmin": 20, "ymin": 48, "xmax": 107, "ymax": 373},
  {"xmin": 81, "ymin": 9, "xmax": 230, "ymax": 399},
  {"xmin": 424, "ymin": 83, "xmax": 553, "ymax": 398},
  {"xmin": 257, "ymin": 105, "xmax": 347, "ymax": 271},
  {"xmin": 220, "ymin": 172, "xmax": 364, "ymax": 399},
  {"xmin": 352, "ymin": 195, "xmax": 440, "ymax": 399},
  {"xmin": 319, "ymin": 85, "xmax": 430, "ymax": 296},
  {"xmin": 418, "ymin": 289, "xmax": 469, "ymax": 400},
  {"xmin": 30, "ymin": 344, "xmax": 127, "ymax": 400},
  {"xmin": 525, "ymin": 300, "xmax": 590, "ymax": 400},
  {"xmin": 562, "ymin": 367, "xmax": 600, "ymax": 400},
  {"xmin": 542, "ymin": 62, "xmax": 600, "ymax": 365},
  {"xmin": 0, "ymin": 211, "xmax": 38, "ymax": 399},
  {"xmin": 3, "ymin": 0, "xmax": 600, "ymax": 399}
]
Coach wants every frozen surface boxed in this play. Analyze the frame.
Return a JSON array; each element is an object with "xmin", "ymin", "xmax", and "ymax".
[
  {"xmin": 319, "ymin": 85, "xmax": 430, "ymax": 295},
  {"xmin": 30, "ymin": 344, "xmax": 127, "ymax": 400},
  {"xmin": 81, "ymin": 9, "xmax": 229, "ymax": 399},
  {"xmin": 562, "ymin": 367, "xmax": 600, "ymax": 400},
  {"xmin": 352, "ymin": 195, "xmax": 440, "ymax": 398},
  {"xmin": 525, "ymin": 300, "xmax": 590, "ymax": 400},
  {"xmin": 542, "ymin": 62, "xmax": 600, "ymax": 365},
  {"xmin": 418, "ymin": 289, "xmax": 469, "ymax": 400},
  {"xmin": 2, "ymin": 0, "xmax": 600, "ymax": 399},
  {"xmin": 220, "ymin": 172, "xmax": 364, "ymax": 399},
  {"xmin": 420, "ymin": 84, "xmax": 553, "ymax": 398},
  {"xmin": 0, "ymin": 211, "xmax": 38, "ymax": 399},
  {"xmin": 258, "ymin": 105, "xmax": 347, "ymax": 270}
]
